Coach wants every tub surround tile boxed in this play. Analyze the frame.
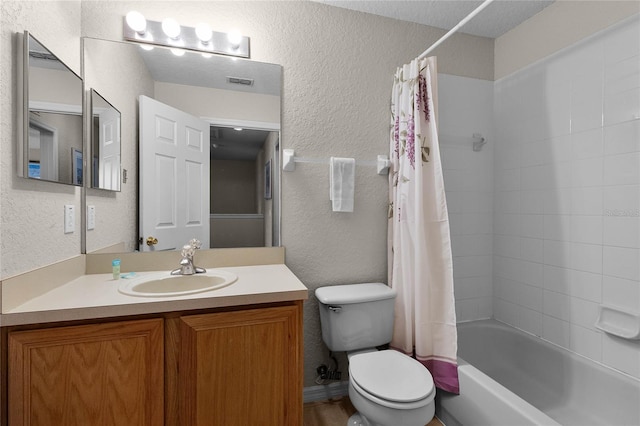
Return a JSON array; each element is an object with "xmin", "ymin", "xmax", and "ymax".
[
  {"xmin": 494, "ymin": 235, "xmax": 521, "ymax": 259},
  {"xmin": 440, "ymin": 74, "xmax": 495, "ymax": 322},
  {"xmin": 603, "ymin": 246, "xmax": 640, "ymax": 281},
  {"xmin": 602, "ymin": 275, "xmax": 640, "ymax": 312},
  {"xmin": 493, "ymin": 16, "xmax": 639, "ymax": 379},
  {"xmin": 603, "ymin": 184, "xmax": 639, "ymax": 213},
  {"xmin": 604, "ymin": 119, "xmax": 640, "ymax": 155},
  {"xmin": 571, "ymin": 128, "xmax": 604, "ymax": 160},
  {"xmin": 570, "ymin": 324, "xmax": 603, "ymax": 361},
  {"xmin": 604, "ymin": 216, "xmax": 640, "ymax": 248},
  {"xmin": 520, "ymin": 237, "xmax": 544, "ymax": 264},
  {"xmin": 543, "ymin": 189, "xmax": 572, "ymax": 215},
  {"xmin": 544, "ymin": 214, "xmax": 572, "ymax": 242},
  {"xmin": 602, "ymin": 334, "xmax": 640, "ymax": 378},
  {"xmin": 571, "ymin": 186, "xmax": 603, "ymax": 216},
  {"xmin": 520, "ymin": 190, "xmax": 546, "ymax": 214},
  {"xmin": 570, "ymin": 242, "xmax": 603, "ymax": 275},
  {"xmin": 543, "ymin": 315, "xmax": 571, "ymax": 348},
  {"xmin": 603, "ymin": 152, "xmax": 640, "ymax": 186}
]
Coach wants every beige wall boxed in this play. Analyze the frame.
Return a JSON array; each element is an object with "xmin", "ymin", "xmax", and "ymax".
[
  {"xmin": 211, "ymin": 160, "xmax": 257, "ymax": 214},
  {"xmin": 155, "ymin": 82, "xmax": 280, "ymax": 124},
  {"xmin": 495, "ymin": 0, "xmax": 640, "ymax": 79},
  {"xmin": 1, "ymin": 1, "xmax": 82, "ymax": 278},
  {"xmin": 29, "ymin": 66, "xmax": 82, "ymax": 106}
]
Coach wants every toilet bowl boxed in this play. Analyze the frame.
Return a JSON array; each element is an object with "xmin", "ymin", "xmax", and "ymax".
[
  {"xmin": 315, "ymin": 283, "xmax": 436, "ymax": 426},
  {"xmin": 347, "ymin": 350, "xmax": 435, "ymax": 426}
]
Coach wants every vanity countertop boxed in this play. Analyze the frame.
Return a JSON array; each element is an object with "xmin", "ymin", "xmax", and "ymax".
[{"xmin": 1, "ymin": 264, "xmax": 308, "ymax": 327}]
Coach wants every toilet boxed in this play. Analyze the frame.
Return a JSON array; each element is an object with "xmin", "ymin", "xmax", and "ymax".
[{"xmin": 316, "ymin": 283, "xmax": 435, "ymax": 426}]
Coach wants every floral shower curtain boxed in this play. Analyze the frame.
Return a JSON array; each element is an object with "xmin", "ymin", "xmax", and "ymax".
[{"xmin": 388, "ymin": 56, "xmax": 459, "ymax": 394}]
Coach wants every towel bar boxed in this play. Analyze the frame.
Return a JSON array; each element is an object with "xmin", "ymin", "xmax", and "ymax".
[{"xmin": 282, "ymin": 149, "xmax": 390, "ymax": 175}]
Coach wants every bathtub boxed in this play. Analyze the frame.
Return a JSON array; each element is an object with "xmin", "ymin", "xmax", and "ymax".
[{"xmin": 436, "ymin": 319, "xmax": 640, "ymax": 426}]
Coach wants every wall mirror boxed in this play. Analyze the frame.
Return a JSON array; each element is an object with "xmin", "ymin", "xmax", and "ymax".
[
  {"xmin": 83, "ymin": 37, "xmax": 282, "ymax": 253},
  {"xmin": 90, "ymin": 89, "xmax": 122, "ymax": 191},
  {"xmin": 17, "ymin": 32, "xmax": 84, "ymax": 186}
]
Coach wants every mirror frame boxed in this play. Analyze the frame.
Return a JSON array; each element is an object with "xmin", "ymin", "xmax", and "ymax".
[{"xmin": 17, "ymin": 31, "xmax": 85, "ymax": 186}]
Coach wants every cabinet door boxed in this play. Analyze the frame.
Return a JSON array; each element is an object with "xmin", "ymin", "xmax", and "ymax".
[
  {"xmin": 9, "ymin": 318, "xmax": 164, "ymax": 426},
  {"xmin": 179, "ymin": 303, "xmax": 303, "ymax": 426}
]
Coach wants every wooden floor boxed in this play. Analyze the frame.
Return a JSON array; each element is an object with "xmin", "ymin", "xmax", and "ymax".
[{"xmin": 303, "ymin": 396, "xmax": 444, "ymax": 426}]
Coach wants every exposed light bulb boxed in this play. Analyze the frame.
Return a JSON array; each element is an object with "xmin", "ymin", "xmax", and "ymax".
[
  {"xmin": 170, "ymin": 48, "xmax": 185, "ymax": 57},
  {"xmin": 162, "ymin": 18, "xmax": 181, "ymax": 39},
  {"xmin": 126, "ymin": 11, "xmax": 147, "ymax": 34},
  {"xmin": 233, "ymin": 127, "xmax": 243, "ymax": 131},
  {"xmin": 227, "ymin": 31, "xmax": 242, "ymax": 48},
  {"xmin": 195, "ymin": 23, "xmax": 212, "ymax": 43}
]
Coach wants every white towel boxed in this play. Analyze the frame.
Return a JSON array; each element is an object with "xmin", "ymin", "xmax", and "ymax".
[{"xmin": 329, "ymin": 157, "xmax": 355, "ymax": 212}]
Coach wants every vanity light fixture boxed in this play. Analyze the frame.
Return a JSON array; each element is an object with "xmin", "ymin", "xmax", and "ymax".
[
  {"xmin": 227, "ymin": 30, "xmax": 243, "ymax": 49},
  {"xmin": 123, "ymin": 12, "xmax": 250, "ymax": 58},
  {"xmin": 126, "ymin": 11, "xmax": 147, "ymax": 35},
  {"xmin": 162, "ymin": 18, "xmax": 181, "ymax": 40},
  {"xmin": 195, "ymin": 23, "xmax": 213, "ymax": 44}
]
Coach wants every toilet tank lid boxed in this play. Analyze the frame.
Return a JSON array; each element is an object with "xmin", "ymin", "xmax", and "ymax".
[{"xmin": 315, "ymin": 283, "xmax": 396, "ymax": 305}]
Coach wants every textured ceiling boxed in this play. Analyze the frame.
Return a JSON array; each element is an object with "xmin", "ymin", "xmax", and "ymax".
[{"xmin": 313, "ymin": 0, "xmax": 555, "ymax": 38}]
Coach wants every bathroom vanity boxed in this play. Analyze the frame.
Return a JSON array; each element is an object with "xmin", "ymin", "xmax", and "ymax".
[{"xmin": 0, "ymin": 249, "xmax": 307, "ymax": 426}]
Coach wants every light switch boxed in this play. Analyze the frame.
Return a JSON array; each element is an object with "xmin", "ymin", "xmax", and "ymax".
[
  {"xmin": 87, "ymin": 205, "xmax": 96, "ymax": 230},
  {"xmin": 64, "ymin": 204, "xmax": 75, "ymax": 234}
]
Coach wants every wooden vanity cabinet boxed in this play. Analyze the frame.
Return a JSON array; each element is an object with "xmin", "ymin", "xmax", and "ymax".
[
  {"xmin": 173, "ymin": 303, "xmax": 303, "ymax": 426},
  {"xmin": 5, "ymin": 301, "xmax": 304, "ymax": 426},
  {"xmin": 8, "ymin": 318, "xmax": 164, "ymax": 426}
]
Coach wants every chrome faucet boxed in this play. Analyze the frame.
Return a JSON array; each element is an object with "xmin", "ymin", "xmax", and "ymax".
[{"xmin": 171, "ymin": 239, "xmax": 206, "ymax": 275}]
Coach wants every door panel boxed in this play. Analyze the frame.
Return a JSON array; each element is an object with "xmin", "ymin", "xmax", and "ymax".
[{"xmin": 140, "ymin": 96, "xmax": 210, "ymax": 251}]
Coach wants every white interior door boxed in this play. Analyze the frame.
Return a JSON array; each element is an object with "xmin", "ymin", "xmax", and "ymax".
[
  {"xmin": 29, "ymin": 120, "xmax": 58, "ymax": 181},
  {"xmin": 98, "ymin": 107, "xmax": 121, "ymax": 190},
  {"xmin": 139, "ymin": 95, "xmax": 210, "ymax": 251}
]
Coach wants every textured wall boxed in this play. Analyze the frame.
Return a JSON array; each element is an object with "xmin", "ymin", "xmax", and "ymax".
[{"xmin": 1, "ymin": 1, "xmax": 82, "ymax": 278}]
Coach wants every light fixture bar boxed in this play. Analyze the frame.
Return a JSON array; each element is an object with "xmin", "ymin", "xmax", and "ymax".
[{"xmin": 123, "ymin": 17, "xmax": 250, "ymax": 58}]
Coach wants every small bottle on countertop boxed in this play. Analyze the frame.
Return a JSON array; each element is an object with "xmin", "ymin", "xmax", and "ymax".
[{"xmin": 112, "ymin": 259, "xmax": 121, "ymax": 280}]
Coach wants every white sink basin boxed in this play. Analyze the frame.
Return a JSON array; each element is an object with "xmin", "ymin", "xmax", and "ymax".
[{"xmin": 118, "ymin": 269, "xmax": 238, "ymax": 297}]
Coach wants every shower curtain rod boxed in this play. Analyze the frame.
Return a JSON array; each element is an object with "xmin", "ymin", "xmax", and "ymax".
[{"xmin": 419, "ymin": 0, "xmax": 496, "ymax": 59}]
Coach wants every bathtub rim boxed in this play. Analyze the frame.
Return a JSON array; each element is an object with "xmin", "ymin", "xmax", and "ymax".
[
  {"xmin": 436, "ymin": 356, "xmax": 561, "ymax": 426},
  {"xmin": 458, "ymin": 318, "xmax": 640, "ymax": 384}
]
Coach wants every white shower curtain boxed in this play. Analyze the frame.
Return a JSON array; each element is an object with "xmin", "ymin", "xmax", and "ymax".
[{"xmin": 388, "ymin": 56, "xmax": 459, "ymax": 393}]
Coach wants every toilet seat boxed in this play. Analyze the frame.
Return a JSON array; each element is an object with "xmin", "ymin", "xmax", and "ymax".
[{"xmin": 349, "ymin": 350, "xmax": 435, "ymax": 409}]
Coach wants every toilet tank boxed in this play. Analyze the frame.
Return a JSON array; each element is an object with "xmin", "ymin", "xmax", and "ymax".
[{"xmin": 316, "ymin": 283, "xmax": 397, "ymax": 352}]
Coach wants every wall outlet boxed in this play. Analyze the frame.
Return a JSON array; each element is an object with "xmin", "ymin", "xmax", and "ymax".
[
  {"xmin": 64, "ymin": 205, "xmax": 75, "ymax": 234},
  {"xmin": 87, "ymin": 205, "xmax": 96, "ymax": 230}
]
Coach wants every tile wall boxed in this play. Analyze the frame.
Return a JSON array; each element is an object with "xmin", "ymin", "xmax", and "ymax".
[
  {"xmin": 439, "ymin": 74, "xmax": 495, "ymax": 322},
  {"xmin": 493, "ymin": 16, "xmax": 640, "ymax": 378}
]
